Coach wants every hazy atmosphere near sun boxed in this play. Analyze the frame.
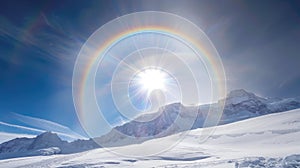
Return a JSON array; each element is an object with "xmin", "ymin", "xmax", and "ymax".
[{"xmin": 1, "ymin": 0, "xmax": 300, "ymax": 138}]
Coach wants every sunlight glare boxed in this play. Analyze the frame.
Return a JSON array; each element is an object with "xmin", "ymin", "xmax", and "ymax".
[{"xmin": 136, "ymin": 68, "xmax": 167, "ymax": 94}]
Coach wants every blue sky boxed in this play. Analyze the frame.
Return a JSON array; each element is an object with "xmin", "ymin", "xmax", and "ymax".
[{"xmin": 1, "ymin": 0, "xmax": 300, "ymax": 140}]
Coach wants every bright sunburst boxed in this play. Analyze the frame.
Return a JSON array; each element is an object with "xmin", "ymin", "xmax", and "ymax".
[
  {"xmin": 128, "ymin": 67, "xmax": 179, "ymax": 111},
  {"xmin": 136, "ymin": 68, "xmax": 167, "ymax": 94}
]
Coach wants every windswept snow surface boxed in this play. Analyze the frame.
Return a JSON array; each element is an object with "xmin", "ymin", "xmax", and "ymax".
[{"xmin": 0, "ymin": 109, "xmax": 299, "ymax": 168}]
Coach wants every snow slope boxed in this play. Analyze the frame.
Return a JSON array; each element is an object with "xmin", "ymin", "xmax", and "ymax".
[{"xmin": 0, "ymin": 109, "xmax": 299, "ymax": 168}]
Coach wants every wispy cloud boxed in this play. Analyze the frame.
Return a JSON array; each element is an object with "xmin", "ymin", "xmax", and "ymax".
[
  {"xmin": 0, "ymin": 132, "xmax": 35, "ymax": 143},
  {"xmin": 0, "ymin": 14, "xmax": 82, "ymax": 63},
  {"xmin": 0, "ymin": 119, "xmax": 86, "ymax": 142},
  {"xmin": 0, "ymin": 14, "xmax": 84, "ymax": 87},
  {"xmin": 8, "ymin": 113, "xmax": 87, "ymax": 141},
  {"xmin": 0, "ymin": 121, "xmax": 44, "ymax": 133}
]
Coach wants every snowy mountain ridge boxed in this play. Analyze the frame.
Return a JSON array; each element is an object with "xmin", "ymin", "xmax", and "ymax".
[
  {"xmin": 0, "ymin": 108, "xmax": 299, "ymax": 167},
  {"xmin": 0, "ymin": 132, "xmax": 99, "ymax": 159},
  {"xmin": 97, "ymin": 89, "xmax": 300, "ymax": 147},
  {"xmin": 0, "ymin": 89, "xmax": 300, "ymax": 159}
]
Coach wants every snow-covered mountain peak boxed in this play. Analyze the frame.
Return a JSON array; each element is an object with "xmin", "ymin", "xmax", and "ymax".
[
  {"xmin": 227, "ymin": 89, "xmax": 254, "ymax": 98},
  {"xmin": 0, "ymin": 132, "xmax": 99, "ymax": 159},
  {"xmin": 225, "ymin": 89, "xmax": 265, "ymax": 105},
  {"xmin": 28, "ymin": 132, "xmax": 64, "ymax": 150},
  {"xmin": 35, "ymin": 132, "xmax": 60, "ymax": 141}
]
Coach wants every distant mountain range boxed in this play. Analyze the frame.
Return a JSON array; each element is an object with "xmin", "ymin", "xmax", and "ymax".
[
  {"xmin": 0, "ymin": 131, "xmax": 99, "ymax": 159},
  {"xmin": 1, "ymin": 89, "xmax": 300, "ymax": 159}
]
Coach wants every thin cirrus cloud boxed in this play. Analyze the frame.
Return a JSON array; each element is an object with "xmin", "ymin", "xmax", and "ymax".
[
  {"xmin": 0, "ymin": 132, "xmax": 35, "ymax": 144},
  {"xmin": 5, "ymin": 112, "xmax": 88, "ymax": 141},
  {"xmin": 0, "ymin": 14, "xmax": 84, "ymax": 87},
  {"xmin": 0, "ymin": 14, "xmax": 82, "ymax": 65},
  {"xmin": 0, "ymin": 120, "xmax": 44, "ymax": 133},
  {"xmin": 0, "ymin": 119, "xmax": 85, "ymax": 141}
]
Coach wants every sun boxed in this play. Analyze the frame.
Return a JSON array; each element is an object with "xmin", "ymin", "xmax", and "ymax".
[
  {"xmin": 128, "ymin": 68, "xmax": 174, "ymax": 111},
  {"xmin": 135, "ymin": 68, "xmax": 168, "ymax": 94}
]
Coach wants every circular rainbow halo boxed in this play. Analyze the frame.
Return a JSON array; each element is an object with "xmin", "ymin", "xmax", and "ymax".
[{"xmin": 72, "ymin": 11, "xmax": 226, "ymax": 156}]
